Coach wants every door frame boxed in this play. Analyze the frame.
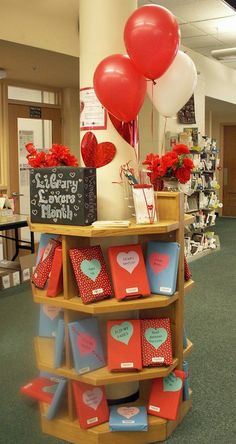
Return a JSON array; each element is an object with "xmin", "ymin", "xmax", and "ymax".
[
  {"xmin": 8, "ymin": 101, "xmax": 62, "ymax": 212},
  {"xmin": 220, "ymin": 122, "xmax": 236, "ymax": 216}
]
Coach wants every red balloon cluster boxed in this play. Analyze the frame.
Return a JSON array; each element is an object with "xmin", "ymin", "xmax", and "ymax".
[{"xmin": 93, "ymin": 4, "xmax": 180, "ymax": 123}]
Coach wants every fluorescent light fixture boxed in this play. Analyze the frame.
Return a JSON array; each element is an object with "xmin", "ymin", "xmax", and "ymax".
[
  {"xmin": 0, "ymin": 69, "xmax": 6, "ymax": 79},
  {"xmin": 211, "ymin": 47, "xmax": 236, "ymax": 60}
]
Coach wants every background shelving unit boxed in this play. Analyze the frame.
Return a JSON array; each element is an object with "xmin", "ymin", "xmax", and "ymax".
[
  {"xmin": 184, "ymin": 138, "xmax": 221, "ymax": 260},
  {"xmin": 29, "ymin": 191, "xmax": 194, "ymax": 443}
]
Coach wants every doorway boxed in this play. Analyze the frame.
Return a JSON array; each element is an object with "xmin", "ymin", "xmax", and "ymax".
[
  {"xmin": 223, "ymin": 124, "xmax": 236, "ymax": 216},
  {"xmin": 8, "ymin": 103, "xmax": 61, "ymax": 214}
]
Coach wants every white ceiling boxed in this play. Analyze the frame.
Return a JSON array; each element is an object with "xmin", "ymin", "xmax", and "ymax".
[{"xmin": 138, "ymin": 0, "xmax": 236, "ymax": 69}]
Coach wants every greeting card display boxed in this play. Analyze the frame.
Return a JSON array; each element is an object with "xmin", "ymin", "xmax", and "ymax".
[
  {"xmin": 107, "ymin": 319, "xmax": 142, "ymax": 371},
  {"xmin": 47, "ymin": 246, "xmax": 63, "ymax": 297},
  {"xmin": 68, "ymin": 318, "xmax": 105, "ymax": 374},
  {"xmin": 72, "ymin": 381, "xmax": 109, "ymax": 429},
  {"xmin": 20, "ymin": 377, "xmax": 59, "ymax": 403},
  {"xmin": 38, "ymin": 304, "xmax": 63, "ymax": 338},
  {"xmin": 109, "ymin": 405, "xmax": 148, "ymax": 432},
  {"xmin": 148, "ymin": 370, "xmax": 185, "ymax": 420},
  {"xmin": 30, "ymin": 167, "xmax": 97, "ymax": 226},
  {"xmin": 146, "ymin": 241, "xmax": 180, "ymax": 295},
  {"xmin": 141, "ymin": 318, "xmax": 173, "ymax": 367},
  {"xmin": 32, "ymin": 239, "xmax": 61, "ymax": 289},
  {"xmin": 69, "ymin": 246, "xmax": 112, "ymax": 304},
  {"xmin": 108, "ymin": 244, "xmax": 150, "ymax": 300}
]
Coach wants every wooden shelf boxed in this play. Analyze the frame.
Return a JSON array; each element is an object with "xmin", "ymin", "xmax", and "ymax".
[
  {"xmin": 32, "ymin": 285, "xmax": 181, "ymax": 314},
  {"xmin": 28, "ymin": 218, "xmax": 179, "ymax": 237},
  {"xmin": 183, "ymin": 339, "xmax": 193, "ymax": 359},
  {"xmin": 39, "ymin": 392, "xmax": 192, "ymax": 444},
  {"xmin": 35, "ymin": 337, "xmax": 179, "ymax": 386},
  {"xmin": 184, "ymin": 279, "xmax": 195, "ymax": 295},
  {"xmin": 184, "ymin": 214, "xmax": 195, "ymax": 225}
]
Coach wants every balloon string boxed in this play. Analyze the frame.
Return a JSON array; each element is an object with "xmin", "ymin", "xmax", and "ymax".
[
  {"xmin": 151, "ymin": 81, "xmax": 154, "ymax": 150},
  {"xmin": 161, "ymin": 116, "xmax": 168, "ymax": 155}
]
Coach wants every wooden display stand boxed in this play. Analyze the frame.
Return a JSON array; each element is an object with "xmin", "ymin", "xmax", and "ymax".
[{"xmin": 29, "ymin": 192, "xmax": 194, "ymax": 443}]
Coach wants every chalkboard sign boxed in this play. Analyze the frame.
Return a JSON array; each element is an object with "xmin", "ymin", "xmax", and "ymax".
[{"xmin": 30, "ymin": 167, "xmax": 97, "ymax": 226}]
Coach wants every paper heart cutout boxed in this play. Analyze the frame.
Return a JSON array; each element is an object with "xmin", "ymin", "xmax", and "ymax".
[
  {"xmin": 82, "ymin": 388, "xmax": 103, "ymax": 410},
  {"xmin": 109, "ymin": 113, "xmax": 138, "ymax": 147},
  {"xmin": 163, "ymin": 373, "xmax": 182, "ymax": 392},
  {"xmin": 80, "ymin": 259, "xmax": 101, "ymax": 282},
  {"xmin": 111, "ymin": 322, "xmax": 133, "ymax": 345},
  {"xmin": 117, "ymin": 406, "xmax": 140, "ymax": 419},
  {"xmin": 149, "ymin": 252, "xmax": 170, "ymax": 274},
  {"xmin": 42, "ymin": 384, "xmax": 58, "ymax": 394},
  {"xmin": 144, "ymin": 327, "xmax": 167, "ymax": 349},
  {"xmin": 116, "ymin": 251, "xmax": 139, "ymax": 274},
  {"xmin": 81, "ymin": 131, "xmax": 116, "ymax": 168},
  {"xmin": 42, "ymin": 305, "xmax": 61, "ymax": 321},
  {"xmin": 77, "ymin": 332, "xmax": 97, "ymax": 355}
]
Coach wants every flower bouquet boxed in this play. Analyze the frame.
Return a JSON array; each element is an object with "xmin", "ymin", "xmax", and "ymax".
[
  {"xmin": 143, "ymin": 144, "xmax": 194, "ymax": 190},
  {"xmin": 26, "ymin": 143, "xmax": 79, "ymax": 168}
]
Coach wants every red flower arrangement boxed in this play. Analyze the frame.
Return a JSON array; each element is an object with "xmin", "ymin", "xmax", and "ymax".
[
  {"xmin": 143, "ymin": 144, "xmax": 194, "ymax": 187},
  {"xmin": 26, "ymin": 143, "xmax": 79, "ymax": 168}
]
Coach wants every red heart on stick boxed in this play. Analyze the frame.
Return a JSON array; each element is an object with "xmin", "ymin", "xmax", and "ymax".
[{"xmin": 81, "ymin": 131, "xmax": 116, "ymax": 168}]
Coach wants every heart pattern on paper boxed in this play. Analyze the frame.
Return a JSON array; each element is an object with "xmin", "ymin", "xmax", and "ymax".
[
  {"xmin": 116, "ymin": 251, "xmax": 139, "ymax": 274},
  {"xmin": 81, "ymin": 131, "xmax": 116, "ymax": 168},
  {"xmin": 80, "ymin": 259, "xmax": 101, "ymax": 282},
  {"xmin": 77, "ymin": 332, "xmax": 97, "ymax": 355},
  {"xmin": 149, "ymin": 252, "xmax": 170, "ymax": 274},
  {"xmin": 82, "ymin": 388, "xmax": 103, "ymax": 410},
  {"xmin": 42, "ymin": 304, "xmax": 61, "ymax": 321},
  {"xmin": 144, "ymin": 327, "xmax": 167, "ymax": 349},
  {"xmin": 111, "ymin": 322, "xmax": 133, "ymax": 345},
  {"xmin": 117, "ymin": 406, "xmax": 140, "ymax": 419},
  {"xmin": 163, "ymin": 373, "xmax": 182, "ymax": 392}
]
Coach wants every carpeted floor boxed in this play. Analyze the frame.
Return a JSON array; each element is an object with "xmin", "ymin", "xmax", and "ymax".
[{"xmin": 0, "ymin": 217, "xmax": 235, "ymax": 444}]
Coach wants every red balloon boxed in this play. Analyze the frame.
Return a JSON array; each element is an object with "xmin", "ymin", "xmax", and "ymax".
[
  {"xmin": 93, "ymin": 54, "xmax": 146, "ymax": 122},
  {"xmin": 124, "ymin": 5, "xmax": 180, "ymax": 80}
]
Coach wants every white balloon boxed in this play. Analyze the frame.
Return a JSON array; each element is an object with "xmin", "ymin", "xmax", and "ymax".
[{"xmin": 147, "ymin": 50, "xmax": 197, "ymax": 117}]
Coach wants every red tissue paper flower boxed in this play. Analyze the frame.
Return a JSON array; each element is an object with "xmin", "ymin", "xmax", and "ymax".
[
  {"xmin": 25, "ymin": 143, "xmax": 79, "ymax": 168},
  {"xmin": 143, "ymin": 144, "xmax": 194, "ymax": 186}
]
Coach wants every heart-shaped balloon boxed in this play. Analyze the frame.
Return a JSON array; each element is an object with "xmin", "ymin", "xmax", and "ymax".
[
  {"xmin": 81, "ymin": 131, "xmax": 116, "ymax": 168},
  {"xmin": 108, "ymin": 113, "xmax": 138, "ymax": 147},
  {"xmin": 93, "ymin": 54, "xmax": 146, "ymax": 122}
]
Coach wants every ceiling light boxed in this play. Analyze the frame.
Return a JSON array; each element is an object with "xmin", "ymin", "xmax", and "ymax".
[{"xmin": 211, "ymin": 47, "xmax": 236, "ymax": 60}]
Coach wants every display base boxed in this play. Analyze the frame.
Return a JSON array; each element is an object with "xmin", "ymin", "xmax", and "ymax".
[{"xmin": 39, "ymin": 392, "xmax": 192, "ymax": 444}]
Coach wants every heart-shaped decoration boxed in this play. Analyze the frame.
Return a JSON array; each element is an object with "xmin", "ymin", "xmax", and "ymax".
[
  {"xmin": 42, "ymin": 305, "xmax": 61, "ymax": 321},
  {"xmin": 58, "ymin": 173, "xmax": 63, "ymax": 179},
  {"xmin": 83, "ymin": 388, "xmax": 103, "ymax": 410},
  {"xmin": 117, "ymin": 406, "xmax": 140, "ymax": 419},
  {"xmin": 53, "ymin": 218, "xmax": 58, "ymax": 223},
  {"xmin": 32, "ymin": 210, "xmax": 38, "ymax": 215},
  {"xmin": 31, "ymin": 199, "xmax": 36, "ymax": 205},
  {"xmin": 81, "ymin": 131, "xmax": 116, "ymax": 168},
  {"xmin": 149, "ymin": 252, "xmax": 170, "ymax": 274},
  {"xmin": 69, "ymin": 172, "xmax": 76, "ymax": 178},
  {"xmin": 109, "ymin": 113, "xmax": 138, "ymax": 147},
  {"xmin": 80, "ymin": 259, "xmax": 101, "ymax": 282},
  {"xmin": 117, "ymin": 251, "xmax": 139, "ymax": 274},
  {"xmin": 42, "ymin": 384, "xmax": 58, "ymax": 394},
  {"xmin": 163, "ymin": 373, "xmax": 182, "ymax": 392},
  {"xmin": 144, "ymin": 327, "xmax": 167, "ymax": 349},
  {"xmin": 77, "ymin": 332, "xmax": 97, "ymax": 355},
  {"xmin": 111, "ymin": 322, "xmax": 133, "ymax": 345}
]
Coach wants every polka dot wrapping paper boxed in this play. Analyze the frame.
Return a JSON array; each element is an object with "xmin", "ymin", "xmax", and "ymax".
[
  {"xmin": 69, "ymin": 246, "xmax": 113, "ymax": 304},
  {"xmin": 141, "ymin": 318, "xmax": 173, "ymax": 367},
  {"xmin": 32, "ymin": 239, "xmax": 61, "ymax": 289}
]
